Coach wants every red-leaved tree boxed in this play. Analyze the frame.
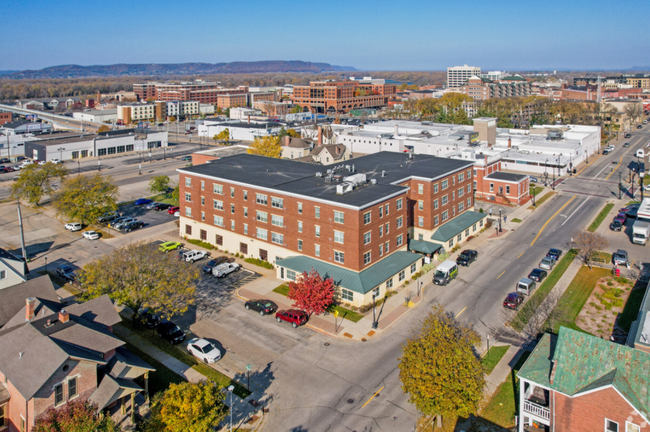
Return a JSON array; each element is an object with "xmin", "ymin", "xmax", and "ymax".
[
  {"xmin": 287, "ymin": 268, "xmax": 334, "ymax": 316},
  {"xmin": 34, "ymin": 399, "xmax": 118, "ymax": 432}
]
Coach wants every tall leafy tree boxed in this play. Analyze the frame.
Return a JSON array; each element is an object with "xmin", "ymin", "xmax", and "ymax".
[
  {"xmin": 77, "ymin": 241, "xmax": 198, "ymax": 320},
  {"xmin": 214, "ymin": 128, "xmax": 230, "ymax": 144},
  {"xmin": 11, "ymin": 163, "xmax": 67, "ymax": 205},
  {"xmin": 287, "ymin": 269, "xmax": 334, "ymax": 316},
  {"xmin": 148, "ymin": 175, "xmax": 172, "ymax": 195},
  {"xmin": 145, "ymin": 381, "xmax": 227, "ymax": 432},
  {"xmin": 399, "ymin": 305, "xmax": 484, "ymax": 426},
  {"xmin": 34, "ymin": 399, "xmax": 117, "ymax": 432},
  {"xmin": 52, "ymin": 174, "xmax": 118, "ymax": 224},
  {"xmin": 247, "ymin": 135, "xmax": 281, "ymax": 158}
]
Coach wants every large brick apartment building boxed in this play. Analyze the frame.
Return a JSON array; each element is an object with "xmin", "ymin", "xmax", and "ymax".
[
  {"xmin": 178, "ymin": 152, "xmax": 484, "ymax": 306},
  {"xmin": 134, "ymin": 81, "xmax": 248, "ymax": 104},
  {"xmin": 291, "ymin": 80, "xmax": 396, "ymax": 114},
  {"xmin": 460, "ymin": 75, "xmax": 532, "ymax": 101}
]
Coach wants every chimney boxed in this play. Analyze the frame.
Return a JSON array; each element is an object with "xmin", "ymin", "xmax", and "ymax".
[
  {"xmin": 336, "ymin": 146, "xmax": 341, "ymax": 155},
  {"xmin": 283, "ymin": 136, "xmax": 290, "ymax": 147},
  {"xmin": 59, "ymin": 309, "xmax": 69, "ymax": 323},
  {"xmin": 318, "ymin": 126, "xmax": 323, "ymax": 146},
  {"xmin": 247, "ymin": 115, "xmax": 250, "ymax": 124},
  {"xmin": 26, "ymin": 297, "xmax": 36, "ymax": 321},
  {"xmin": 394, "ymin": 125, "xmax": 399, "ymax": 136},
  {"xmin": 508, "ymin": 138, "xmax": 512, "ymax": 148}
]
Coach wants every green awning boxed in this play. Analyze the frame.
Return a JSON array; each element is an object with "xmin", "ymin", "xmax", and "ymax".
[
  {"xmin": 408, "ymin": 239, "xmax": 442, "ymax": 255},
  {"xmin": 431, "ymin": 211, "xmax": 487, "ymax": 243},
  {"xmin": 277, "ymin": 251, "xmax": 420, "ymax": 295}
]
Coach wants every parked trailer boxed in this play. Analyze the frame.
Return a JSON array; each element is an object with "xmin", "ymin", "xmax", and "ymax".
[{"xmin": 632, "ymin": 220, "xmax": 650, "ymax": 245}]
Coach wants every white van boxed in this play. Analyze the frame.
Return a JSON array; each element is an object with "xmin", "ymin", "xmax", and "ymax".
[
  {"xmin": 516, "ymin": 277, "xmax": 537, "ymax": 296},
  {"xmin": 433, "ymin": 260, "xmax": 459, "ymax": 286},
  {"xmin": 637, "ymin": 149, "xmax": 645, "ymax": 159}
]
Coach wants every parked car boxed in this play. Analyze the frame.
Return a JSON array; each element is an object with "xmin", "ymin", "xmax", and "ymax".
[
  {"xmin": 168, "ymin": 206, "xmax": 179, "ymax": 215},
  {"xmin": 145, "ymin": 201, "xmax": 160, "ymax": 210},
  {"xmin": 212, "ymin": 262, "xmax": 240, "ymax": 278},
  {"xmin": 610, "ymin": 220, "xmax": 624, "ymax": 231},
  {"xmin": 159, "ymin": 241, "xmax": 181, "ymax": 252},
  {"xmin": 202, "ymin": 256, "xmax": 229, "ymax": 273},
  {"xmin": 121, "ymin": 221, "xmax": 144, "ymax": 232},
  {"xmin": 97, "ymin": 211, "xmax": 118, "ymax": 223},
  {"xmin": 134, "ymin": 198, "xmax": 153, "ymax": 205},
  {"xmin": 2, "ymin": 166, "xmax": 15, "ymax": 173},
  {"xmin": 56, "ymin": 264, "xmax": 76, "ymax": 281},
  {"xmin": 0, "ymin": 158, "xmax": 9, "ymax": 164},
  {"xmin": 516, "ymin": 277, "xmax": 537, "ymax": 296},
  {"xmin": 456, "ymin": 250, "xmax": 478, "ymax": 267},
  {"xmin": 623, "ymin": 142, "xmax": 630, "ymax": 147},
  {"xmin": 154, "ymin": 203, "xmax": 171, "ymax": 211},
  {"xmin": 626, "ymin": 208, "xmax": 638, "ymax": 219},
  {"xmin": 156, "ymin": 320, "xmax": 185, "ymax": 344},
  {"xmin": 187, "ymin": 338, "xmax": 221, "ymax": 363},
  {"xmin": 113, "ymin": 218, "xmax": 136, "ymax": 230},
  {"xmin": 529, "ymin": 176, "xmax": 538, "ymax": 183},
  {"xmin": 432, "ymin": 260, "xmax": 459, "ymax": 286},
  {"xmin": 276, "ymin": 309, "xmax": 308, "ymax": 328},
  {"xmin": 546, "ymin": 248, "xmax": 562, "ymax": 261},
  {"xmin": 82, "ymin": 231, "xmax": 100, "ymax": 240},
  {"xmin": 16, "ymin": 156, "xmax": 25, "ymax": 161},
  {"xmin": 637, "ymin": 125, "xmax": 643, "ymax": 129},
  {"xmin": 183, "ymin": 250, "xmax": 208, "ymax": 262},
  {"xmin": 503, "ymin": 292, "xmax": 524, "ymax": 310},
  {"xmin": 625, "ymin": 133, "xmax": 632, "ymax": 138},
  {"xmin": 174, "ymin": 211, "xmax": 180, "ymax": 217},
  {"xmin": 65, "ymin": 222, "xmax": 82, "ymax": 232},
  {"xmin": 528, "ymin": 268, "xmax": 548, "ymax": 282},
  {"xmin": 245, "ymin": 299, "xmax": 278, "ymax": 316},
  {"xmin": 180, "ymin": 156, "xmax": 192, "ymax": 161},
  {"xmin": 612, "ymin": 249, "xmax": 629, "ymax": 266},
  {"xmin": 539, "ymin": 257, "xmax": 555, "ymax": 270},
  {"xmin": 613, "ymin": 212, "xmax": 627, "ymax": 224},
  {"xmin": 108, "ymin": 216, "xmax": 130, "ymax": 227},
  {"xmin": 50, "ymin": 158, "xmax": 61, "ymax": 164},
  {"xmin": 135, "ymin": 309, "xmax": 160, "ymax": 329}
]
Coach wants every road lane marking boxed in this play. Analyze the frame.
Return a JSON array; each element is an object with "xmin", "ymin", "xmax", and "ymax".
[
  {"xmin": 530, "ymin": 195, "xmax": 577, "ymax": 247},
  {"xmin": 605, "ymin": 156, "xmax": 624, "ymax": 180},
  {"xmin": 561, "ymin": 197, "xmax": 590, "ymax": 227},
  {"xmin": 593, "ymin": 164, "xmax": 612, "ymax": 179},
  {"xmin": 517, "ymin": 252, "xmax": 525, "ymax": 259},
  {"xmin": 496, "ymin": 270, "xmax": 506, "ymax": 279},
  {"xmin": 361, "ymin": 386, "xmax": 384, "ymax": 409},
  {"xmin": 455, "ymin": 307, "xmax": 467, "ymax": 318}
]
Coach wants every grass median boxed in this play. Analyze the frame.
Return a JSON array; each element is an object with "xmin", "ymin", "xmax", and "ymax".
[
  {"xmin": 481, "ymin": 345, "xmax": 509, "ymax": 375},
  {"xmin": 510, "ymin": 249, "xmax": 578, "ymax": 332},
  {"xmin": 588, "ymin": 203, "xmax": 614, "ymax": 232},
  {"xmin": 528, "ymin": 191, "xmax": 555, "ymax": 210}
]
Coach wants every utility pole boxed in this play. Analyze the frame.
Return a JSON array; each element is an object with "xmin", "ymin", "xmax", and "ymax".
[
  {"xmin": 619, "ymin": 171, "xmax": 622, "ymax": 200},
  {"xmin": 16, "ymin": 200, "xmax": 29, "ymax": 271}
]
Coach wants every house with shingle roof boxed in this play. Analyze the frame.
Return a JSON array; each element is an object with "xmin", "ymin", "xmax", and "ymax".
[
  {"xmin": 0, "ymin": 282, "xmax": 154, "ymax": 431},
  {"xmin": 517, "ymin": 326, "xmax": 650, "ymax": 431},
  {"xmin": 0, "ymin": 248, "xmax": 28, "ymax": 290}
]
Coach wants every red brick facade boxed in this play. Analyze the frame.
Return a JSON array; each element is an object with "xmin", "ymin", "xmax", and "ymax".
[
  {"xmin": 0, "ymin": 112, "xmax": 12, "ymax": 126},
  {"xmin": 134, "ymin": 82, "xmax": 248, "ymax": 104},
  {"xmin": 292, "ymin": 80, "xmax": 396, "ymax": 114},
  {"xmin": 473, "ymin": 160, "xmax": 530, "ymax": 205}
]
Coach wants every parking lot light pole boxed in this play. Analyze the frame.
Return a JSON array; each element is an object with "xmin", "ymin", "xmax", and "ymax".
[
  {"xmin": 499, "ymin": 209, "xmax": 502, "ymax": 233},
  {"xmin": 228, "ymin": 385, "xmax": 235, "ymax": 432},
  {"xmin": 372, "ymin": 292, "xmax": 378, "ymax": 329}
]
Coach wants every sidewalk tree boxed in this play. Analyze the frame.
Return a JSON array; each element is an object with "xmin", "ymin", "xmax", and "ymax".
[
  {"xmin": 213, "ymin": 128, "xmax": 230, "ymax": 145},
  {"xmin": 34, "ymin": 399, "xmax": 118, "ymax": 432},
  {"xmin": 148, "ymin": 175, "xmax": 172, "ymax": 195},
  {"xmin": 77, "ymin": 241, "xmax": 198, "ymax": 320},
  {"xmin": 11, "ymin": 163, "xmax": 68, "ymax": 205},
  {"xmin": 287, "ymin": 268, "xmax": 334, "ymax": 316},
  {"xmin": 145, "ymin": 381, "xmax": 226, "ymax": 432},
  {"xmin": 52, "ymin": 174, "xmax": 118, "ymax": 225},
  {"xmin": 247, "ymin": 135, "xmax": 281, "ymax": 158},
  {"xmin": 571, "ymin": 231, "xmax": 608, "ymax": 268},
  {"xmin": 399, "ymin": 305, "xmax": 484, "ymax": 426}
]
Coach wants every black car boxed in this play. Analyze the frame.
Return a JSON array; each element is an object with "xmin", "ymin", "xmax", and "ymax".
[
  {"xmin": 202, "ymin": 256, "xmax": 229, "ymax": 273},
  {"xmin": 546, "ymin": 248, "xmax": 562, "ymax": 261},
  {"xmin": 154, "ymin": 203, "xmax": 171, "ymax": 211},
  {"xmin": 56, "ymin": 264, "xmax": 76, "ymax": 281},
  {"xmin": 156, "ymin": 320, "xmax": 185, "ymax": 344},
  {"xmin": 135, "ymin": 309, "xmax": 161, "ymax": 329},
  {"xmin": 610, "ymin": 220, "xmax": 623, "ymax": 231},
  {"xmin": 121, "ymin": 221, "xmax": 144, "ymax": 232},
  {"xmin": 625, "ymin": 208, "xmax": 638, "ymax": 219},
  {"xmin": 528, "ymin": 268, "xmax": 548, "ymax": 282},
  {"xmin": 625, "ymin": 133, "xmax": 632, "ymax": 138},
  {"xmin": 0, "ymin": 158, "xmax": 9, "ymax": 164},
  {"xmin": 245, "ymin": 299, "xmax": 278, "ymax": 316},
  {"xmin": 637, "ymin": 125, "xmax": 643, "ymax": 129},
  {"xmin": 456, "ymin": 250, "xmax": 478, "ymax": 266}
]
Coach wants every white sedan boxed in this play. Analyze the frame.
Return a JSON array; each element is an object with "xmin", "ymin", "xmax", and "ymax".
[
  {"xmin": 82, "ymin": 231, "xmax": 100, "ymax": 240},
  {"xmin": 65, "ymin": 222, "xmax": 82, "ymax": 232},
  {"xmin": 186, "ymin": 338, "xmax": 221, "ymax": 363}
]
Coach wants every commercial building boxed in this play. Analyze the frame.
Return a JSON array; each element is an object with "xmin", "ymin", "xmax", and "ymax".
[
  {"xmin": 0, "ymin": 112, "xmax": 12, "ymax": 126},
  {"xmin": 16, "ymin": 98, "xmax": 82, "ymax": 111},
  {"xmin": 460, "ymin": 75, "xmax": 532, "ymax": 101},
  {"xmin": 253, "ymin": 101, "xmax": 291, "ymax": 117},
  {"xmin": 0, "ymin": 121, "xmax": 53, "ymax": 135},
  {"xmin": 134, "ymin": 81, "xmax": 248, "ymax": 104},
  {"xmin": 197, "ymin": 120, "xmax": 281, "ymax": 142},
  {"xmin": 447, "ymin": 65, "xmax": 481, "ymax": 88},
  {"xmin": 177, "ymin": 152, "xmax": 482, "ymax": 306},
  {"xmin": 116, "ymin": 104, "xmax": 155, "ymax": 125},
  {"xmin": 291, "ymin": 79, "xmax": 396, "ymax": 114},
  {"xmin": 154, "ymin": 101, "xmax": 199, "ymax": 119},
  {"xmin": 217, "ymin": 94, "xmax": 248, "ymax": 109},
  {"xmin": 72, "ymin": 109, "xmax": 117, "ymax": 124}
]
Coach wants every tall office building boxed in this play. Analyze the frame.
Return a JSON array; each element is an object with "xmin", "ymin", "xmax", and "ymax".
[{"xmin": 447, "ymin": 65, "xmax": 481, "ymax": 88}]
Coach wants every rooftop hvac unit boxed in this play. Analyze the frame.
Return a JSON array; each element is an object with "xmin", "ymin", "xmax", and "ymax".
[
  {"xmin": 382, "ymin": 170, "xmax": 386, "ymax": 177},
  {"xmin": 315, "ymin": 172, "xmax": 322, "ymax": 178},
  {"xmin": 336, "ymin": 182, "xmax": 354, "ymax": 195},
  {"xmin": 343, "ymin": 173, "xmax": 367, "ymax": 186}
]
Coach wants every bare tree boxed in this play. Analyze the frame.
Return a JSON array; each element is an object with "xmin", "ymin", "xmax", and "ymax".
[
  {"xmin": 623, "ymin": 103, "xmax": 643, "ymax": 129},
  {"xmin": 571, "ymin": 231, "xmax": 608, "ymax": 269}
]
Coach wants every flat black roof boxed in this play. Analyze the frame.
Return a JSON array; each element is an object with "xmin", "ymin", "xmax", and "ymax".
[
  {"xmin": 486, "ymin": 171, "xmax": 528, "ymax": 182},
  {"xmin": 179, "ymin": 152, "xmax": 473, "ymax": 208}
]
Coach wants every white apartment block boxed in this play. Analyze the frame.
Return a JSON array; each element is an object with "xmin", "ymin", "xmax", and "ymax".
[{"xmin": 447, "ymin": 65, "xmax": 481, "ymax": 88}]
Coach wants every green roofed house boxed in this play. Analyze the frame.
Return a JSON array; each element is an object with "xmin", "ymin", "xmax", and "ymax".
[
  {"xmin": 430, "ymin": 210, "xmax": 487, "ymax": 250},
  {"xmin": 517, "ymin": 326, "xmax": 650, "ymax": 432}
]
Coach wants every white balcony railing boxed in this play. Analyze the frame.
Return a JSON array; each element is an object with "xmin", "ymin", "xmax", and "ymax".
[{"xmin": 523, "ymin": 400, "xmax": 550, "ymax": 421}]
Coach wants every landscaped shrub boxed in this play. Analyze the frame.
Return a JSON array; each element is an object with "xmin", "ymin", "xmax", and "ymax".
[
  {"xmin": 187, "ymin": 239, "xmax": 214, "ymax": 250},
  {"xmin": 244, "ymin": 258, "xmax": 274, "ymax": 269}
]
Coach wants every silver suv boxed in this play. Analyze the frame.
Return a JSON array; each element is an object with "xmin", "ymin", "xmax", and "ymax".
[{"xmin": 612, "ymin": 249, "xmax": 629, "ymax": 266}]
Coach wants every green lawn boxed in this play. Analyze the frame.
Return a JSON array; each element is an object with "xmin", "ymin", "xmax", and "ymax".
[
  {"xmin": 326, "ymin": 304, "xmax": 365, "ymax": 323},
  {"xmin": 528, "ymin": 191, "xmax": 555, "ymax": 209},
  {"xmin": 510, "ymin": 249, "xmax": 578, "ymax": 332},
  {"xmin": 273, "ymin": 284, "xmax": 290, "ymax": 296},
  {"xmin": 511, "ymin": 218, "xmax": 522, "ymax": 223},
  {"xmin": 529, "ymin": 185, "xmax": 544, "ymax": 196},
  {"xmin": 618, "ymin": 282, "xmax": 648, "ymax": 333},
  {"xmin": 480, "ymin": 351, "xmax": 531, "ymax": 428},
  {"xmin": 588, "ymin": 203, "xmax": 615, "ymax": 232},
  {"xmin": 592, "ymin": 251, "xmax": 612, "ymax": 264},
  {"xmin": 544, "ymin": 266, "xmax": 611, "ymax": 334},
  {"xmin": 481, "ymin": 345, "xmax": 510, "ymax": 375},
  {"xmin": 150, "ymin": 193, "xmax": 178, "ymax": 206}
]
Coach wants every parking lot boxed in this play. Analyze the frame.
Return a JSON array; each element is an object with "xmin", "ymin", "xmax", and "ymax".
[{"xmin": 100, "ymin": 201, "xmax": 178, "ymax": 235}]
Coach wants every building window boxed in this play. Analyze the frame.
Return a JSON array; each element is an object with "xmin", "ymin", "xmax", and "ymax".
[
  {"xmin": 68, "ymin": 377, "xmax": 77, "ymax": 399},
  {"xmin": 418, "ymin": 216, "xmax": 424, "ymax": 227},
  {"xmin": 410, "ymin": 263, "xmax": 417, "ymax": 273},
  {"xmin": 458, "ymin": 187, "xmax": 464, "ymax": 197},
  {"xmin": 214, "ymin": 215, "xmax": 223, "ymax": 227},
  {"xmin": 185, "ymin": 207, "xmax": 192, "ymax": 217},
  {"xmin": 315, "ymin": 244, "xmax": 320, "ymax": 256},
  {"xmin": 385, "ymin": 204, "xmax": 389, "ymax": 215},
  {"xmin": 334, "ymin": 251, "xmax": 345, "ymax": 264},
  {"xmin": 341, "ymin": 288, "xmax": 353, "ymax": 302},
  {"xmin": 459, "ymin": 202, "xmax": 464, "ymax": 212},
  {"xmin": 434, "ymin": 215, "xmax": 439, "ymax": 226},
  {"xmin": 286, "ymin": 269, "xmax": 296, "ymax": 281},
  {"xmin": 418, "ymin": 200, "xmax": 424, "ymax": 210},
  {"xmin": 364, "ymin": 212, "xmax": 371, "ymax": 225},
  {"xmin": 452, "ymin": 191, "xmax": 455, "ymax": 200},
  {"xmin": 0, "ymin": 404, "xmax": 5, "ymax": 427},
  {"xmin": 185, "ymin": 192, "xmax": 191, "ymax": 202},
  {"xmin": 272, "ymin": 215, "xmax": 283, "ymax": 227},
  {"xmin": 397, "ymin": 216, "xmax": 403, "ymax": 229},
  {"xmin": 231, "ymin": 204, "xmax": 235, "ymax": 214},
  {"xmin": 214, "ymin": 184, "xmax": 223, "ymax": 194},
  {"xmin": 185, "ymin": 177, "xmax": 191, "ymax": 187},
  {"xmin": 256, "ymin": 228, "xmax": 267, "ymax": 240},
  {"xmin": 364, "ymin": 251, "xmax": 371, "ymax": 265},
  {"xmin": 457, "ymin": 234, "xmax": 462, "ymax": 242},
  {"xmin": 244, "ymin": 224, "xmax": 248, "ymax": 235},
  {"xmin": 385, "ymin": 241, "xmax": 389, "ymax": 253},
  {"xmin": 385, "ymin": 222, "xmax": 389, "ymax": 234},
  {"xmin": 458, "ymin": 173, "xmax": 464, "ymax": 182},
  {"xmin": 200, "ymin": 196, "xmax": 205, "ymax": 206},
  {"xmin": 334, "ymin": 231, "xmax": 344, "ymax": 244},
  {"xmin": 627, "ymin": 422, "xmax": 640, "ymax": 432},
  {"xmin": 272, "ymin": 197, "xmax": 283, "ymax": 209},
  {"xmin": 243, "ymin": 190, "xmax": 247, "ymax": 200},
  {"xmin": 244, "ymin": 207, "xmax": 248, "ymax": 217},
  {"xmin": 467, "ymin": 197, "xmax": 472, "ymax": 207},
  {"xmin": 399, "ymin": 270, "xmax": 405, "ymax": 282},
  {"xmin": 315, "ymin": 225, "xmax": 320, "ymax": 237},
  {"xmin": 467, "ymin": 184, "xmax": 472, "ymax": 193},
  {"xmin": 334, "ymin": 211, "xmax": 345, "ymax": 224},
  {"xmin": 55, "ymin": 383, "xmax": 64, "ymax": 405},
  {"xmin": 441, "ymin": 180, "xmax": 448, "ymax": 190},
  {"xmin": 433, "ymin": 199, "xmax": 439, "ymax": 210},
  {"xmin": 200, "ymin": 211, "xmax": 204, "ymax": 221},
  {"xmin": 433, "ymin": 183, "xmax": 439, "ymax": 193},
  {"xmin": 506, "ymin": 185, "xmax": 510, "ymax": 195},
  {"xmin": 379, "ymin": 206, "xmax": 383, "ymax": 218},
  {"xmin": 441, "ymin": 195, "xmax": 448, "ymax": 205},
  {"xmin": 298, "ymin": 240, "xmax": 303, "ymax": 251},
  {"xmin": 386, "ymin": 278, "xmax": 393, "ymax": 289},
  {"xmin": 256, "ymin": 211, "xmax": 267, "ymax": 223},
  {"xmin": 606, "ymin": 420, "xmax": 619, "ymax": 432},
  {"xmin": 185, "ymin": 225, "xmax": 192, "ymax": 235},
  {"xmin": 442, "ymin": 210, "xmax": 448, "ymax": 222},
  {"xmin": 418, "ymin": 184, "xmax": 423, "ymax": 194},
  {"xmin": 396, "ymin": 198, "xmax": 403, "ymax": 210},
  {"xmin": 201, "ymin": 180, "xmax": 204, "ymax": 191},
  {"xmin": 379, "ymin": 244, "xmax": 383, "ymax": 256},
  {"xmin": 298, "ymin": 221, "xmax": 303, "ymax": 233},
  {"xmin": 364, "ymin": 232, "xmax": 371, "ymax": 245},
  {"xmin": 315, "ymin": 206, "xmax": 320, "ymax": 218},
  {"xmin": 231, "ymin": 220, "xmax": 235, "ymax": 230},
  {"xmin": 298, "ymin": 202, "xmax": 303, "ymax": 214},
  {"xmin": 396, "ymin": 234, "xmax": 403, "ymax": 247},
  {"xmin": 214, "ymin": 200, "xmax": 223, "ymax": 211},
  {"xmin": 271, "ymin": 232, "xmax": 284, "ymax": 245},
  {"xmin": 256, "ymin": 194, "xmax": 267, "ymax": 205},
  {"xmin": 490, "ymin": 183, "xmax": 494, "ymax": 192},
  {"xmin": 0, "ymin": 270, "xmax": 5, "ymax": 280},
  {"xmin": 230, "ymin": 187, "xmax": 235, "ymax": 198}
]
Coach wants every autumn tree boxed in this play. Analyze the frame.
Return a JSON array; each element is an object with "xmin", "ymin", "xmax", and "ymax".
[
  {"xmin": 34, "ymin": 399, "xmax": 117, "ymax": 432},
  {"xmin": 399, "ymin": 305, "xmax": 484, "ymax": 426},
  {"xmin": 247, "ymin": 135, "xmax": 281, "ymax": 158},
  {"xmin": 287, "ymin": 268, "xmax": 334, "ymax": 316},
  {"xmin": 145, "ymin": 381, "xmax": 226, "ymax": 432},
  {"xmin": 52, "ymin": 174, "xmax": 118, "ymax": 224},
  {"xmin": 571, "ymin": 231, "xmax": 608, "ymax": 268},
  {"xmin": 11, "ymin": 163, "xmax": 68, "ymax": 205},
  {"xmin": 213, "ymin": 128, "xmax": 230, "ymax": 145},
  {"xmin": 77, "ymin": 241, "xmax": 198, "ymax": 320},
  {"xmin": 171, "ymin": 185, "xmax": 180, "ymax": 205},
  {"xmin": 148, "ymin": 175, "xmax": 172, "ymax": 195},
  {"xmin": 290, "ymin": 105, "xmax": 302, "ymax": 114}
]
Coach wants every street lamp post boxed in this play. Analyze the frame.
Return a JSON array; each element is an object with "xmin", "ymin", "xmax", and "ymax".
[
  {"xmin": 148, "ymin": 151, "xmax": 152, "ymax": 163},
  {"xmin": 228, "ymin": 385, "xmax": 235, "ymax": 432},
  {"xmin": 499, "ymin": 209, "xmax": 502, "ymax": 233},
  {"xmin": 57, "ymin": 147, "xmax": 65, "ymax": 162},
  {"xmin": 77, "ymin": 161, "xmax": 80, "ymax": 174},
  {"xmin": 371, "ymin": 291, "xmax": 378, "ymax": 330},
  {"xmin": 552, "ymin": 159, "xmax": 556, "ymax": 190},
  {"xmin": 619, "ymin": 171, "xmax": 622, "ymax": 200}
]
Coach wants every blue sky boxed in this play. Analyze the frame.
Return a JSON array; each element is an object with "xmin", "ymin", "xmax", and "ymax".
[{"xmin": 1, "ymin": 0, "xmax": 649, "ymax": 71}]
